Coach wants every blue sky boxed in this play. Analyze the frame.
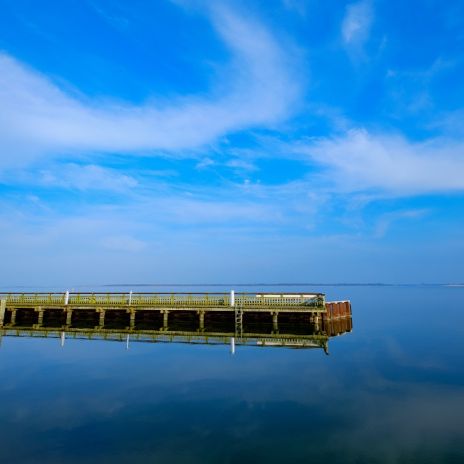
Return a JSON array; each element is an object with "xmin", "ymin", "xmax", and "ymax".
[{"xmin": 0, "ymin": 0, "xmax": 463, "ymax": 285}]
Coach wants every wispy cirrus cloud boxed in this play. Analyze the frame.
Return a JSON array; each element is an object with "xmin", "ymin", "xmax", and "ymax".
[
  {"xmin": 373, "ymin": 209, "xmax": 430, "ymax": 238},
  {"xmin": 298, "ymin": 128, "xmax": 464, "ymax": 195},
  {"xmin": 0, "ymin": 4, "xmax": 300, "ymax": 168},
  {"xmin": 39, "ymin": 163, "xmax": 138, "ymax": 192},
  {"xmin": 341, "ymin": 0, "xmax": 373, "ymax": 51}
]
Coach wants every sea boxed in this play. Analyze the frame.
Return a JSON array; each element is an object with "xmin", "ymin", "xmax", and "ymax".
[{"xmin": 0, "ymin": 284, "xmax": 463, "ymax": 463}]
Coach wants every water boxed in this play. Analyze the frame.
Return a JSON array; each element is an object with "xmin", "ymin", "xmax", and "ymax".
[{"xmin": 0, "ymin": 286, "xmax": 463, "ymax": 463}]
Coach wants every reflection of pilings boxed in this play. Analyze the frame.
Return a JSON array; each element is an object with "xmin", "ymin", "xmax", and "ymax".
[
  {"xmin": 0, "ymin": 326, "xmax": 337, "ymax": 351},
  {"xmin": 322, "ymin": 317, "xmax": 353, "ymax": 337},
  {"xmin": 323, "ymin": 339, "xmax": 329, "ymax": 355}
]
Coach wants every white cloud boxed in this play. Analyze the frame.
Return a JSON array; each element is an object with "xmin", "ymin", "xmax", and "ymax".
[
  {"xmin": 300, "ymin": 129, "xmax": 464, "ymax": 194},
  {"xmin": 225, "ymin": 159, "xmax": 258, "ymax": 172},
  {"xmin": 195, "ymin": 158, "xmax": 215, "ymax": 170},
  {"xmin": 0, "ymin": 4, "xmax": 300, "ymax": 167},
  {"xmin": 39, "ymin": 163, "xmax": 137, "ymax": 191},
  {"xmin": 341, "ymin": 0, "xmax": 373, "ymax": 47}
]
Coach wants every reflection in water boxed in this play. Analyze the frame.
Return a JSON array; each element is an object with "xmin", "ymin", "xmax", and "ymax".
[
  {"xmin": 0, "ymin": 287, "xmax": 463, "ymax": 463},
  {"xmin": 0, "ymin": 306, "xmax": 353, "ymax": 354}
]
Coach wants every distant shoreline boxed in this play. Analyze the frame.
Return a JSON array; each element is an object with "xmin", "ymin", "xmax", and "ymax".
[{"xmin": 1, "ymin": 283, "xmax": 463, "ymax": 289}]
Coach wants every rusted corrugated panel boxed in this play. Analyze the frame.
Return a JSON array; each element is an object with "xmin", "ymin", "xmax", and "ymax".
[
  {"xmin": 342, "ymin": 301, "xmax": 350, "ymax": 317},
  {"xmin": 326, "ymin": 302, "xmax": 333, "ymax": 319},
  {"xmin": 326, "ymin": 301, "xmax": 353, "ymax": 317}
]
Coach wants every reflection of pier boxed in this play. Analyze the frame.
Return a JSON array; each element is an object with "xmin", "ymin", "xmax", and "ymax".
[{"xmin": 0, "ymin": 293, "xmax": 352, "ymax": 353}]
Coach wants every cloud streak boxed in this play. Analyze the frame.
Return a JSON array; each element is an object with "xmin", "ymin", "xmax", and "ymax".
[
  {"xmin": 38, "ymin": 163, "xmax": 138, "ymax": 192},
  {"xmin": 0, "ymin": 4, "xmax": 300, "ymax": 167},
  {"xmin": 341, "ymin": 0, "xmax": 373, "ymax": 49},
  {"xmin": 299, "ymin": 129, "xmax": 464, "ymax": 195}
]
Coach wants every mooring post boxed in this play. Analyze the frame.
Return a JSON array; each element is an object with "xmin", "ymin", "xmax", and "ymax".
[
  {"xmin": 230, "ymin": 289, "xmax": 235, "ymax": 307},
  {"xmin": 0, "ymin": 299, "xmax": 6, "ymax": 327},
  {"xmin": 64, "ymin": 290, "xmax": 69, "ymax": 306},
  {"xmin": 128, "ymin": 291, "xmax": 132, "ymax": 306}
]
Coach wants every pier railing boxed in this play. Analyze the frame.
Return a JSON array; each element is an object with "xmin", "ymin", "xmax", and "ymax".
[{"xmin": 0, "ymin": 292, "xmax": 325, "ymax": 310}]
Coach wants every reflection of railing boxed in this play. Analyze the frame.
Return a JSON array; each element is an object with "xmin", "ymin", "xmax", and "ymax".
[
  {"xmin": 0, "ymin": 292, "xmax": 326, "ymax": 310},
  {"xmin": 0, "ymin": 327, "xmax": 332, "ymax": 350}
]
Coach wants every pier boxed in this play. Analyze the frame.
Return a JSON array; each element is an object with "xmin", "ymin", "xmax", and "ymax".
[{"xmin": 0, "ymin": 292, "xmax": 351, "ymax": 352}]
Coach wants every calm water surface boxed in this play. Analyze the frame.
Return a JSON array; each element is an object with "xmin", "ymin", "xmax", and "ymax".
[{"xmin": 0, "ymin": 286, "xmax": 463, "ymax": 463}]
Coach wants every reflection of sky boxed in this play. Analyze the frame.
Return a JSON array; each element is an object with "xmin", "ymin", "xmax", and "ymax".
[{"xmin": 0, "ymin": 287, "xmax": 463, "ymax": 463}]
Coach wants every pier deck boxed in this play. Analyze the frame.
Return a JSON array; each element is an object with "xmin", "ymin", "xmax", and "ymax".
[{"xmin": 0, "ymin": 291, "xmax": 326, "ymax": 311}]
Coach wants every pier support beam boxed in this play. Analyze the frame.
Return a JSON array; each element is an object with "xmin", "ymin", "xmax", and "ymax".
[
  {"xmin": 64, "ymin": 309, "xmax": 73, "ymax": 327},
  {"xmin": 198, "ymin": 310, "xmax": 205, "ymax": 331},
  {"xmin": 312, "ymin": 313, "xmax": 320, "ymax": 332},
  {"xmin": 34, "ymin": 307, "xmax": 44, "ymax": 328},
  {"xmin": 271, "ymin": 312, "xmax": 279, "ymax": 333},
  {"xmin": 0, "ymin": 299, "xmax": 6, "ymax": 326},
  {"xmin": 10, "ymin": 309, "xmax": 16, "ymax": 326},
  {"xmin": 161, "ymin": 310, "xmax": 169, "ymax": 330},
  {"xmin": 127, "ymin": 310, "xmax": 136, "ymax": 329},
  {"xmin": 97, "ymin": 309, "xmax": 105, "ymax": 328}
]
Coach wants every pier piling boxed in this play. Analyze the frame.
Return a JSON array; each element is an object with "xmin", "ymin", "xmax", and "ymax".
[{"xmin": 0, "ymin": 299, "xmax": 6, "ymax": 326}]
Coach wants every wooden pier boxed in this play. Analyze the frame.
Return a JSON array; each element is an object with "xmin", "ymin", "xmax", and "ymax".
[{"xmin": 0, "ymin": 292, "xmax": 351, "ymax": 341}]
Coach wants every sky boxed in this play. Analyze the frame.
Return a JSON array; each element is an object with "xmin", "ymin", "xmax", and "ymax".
[{"xmin": 0, "ymin": 0, "xmax": 463, "ymax": 285}]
